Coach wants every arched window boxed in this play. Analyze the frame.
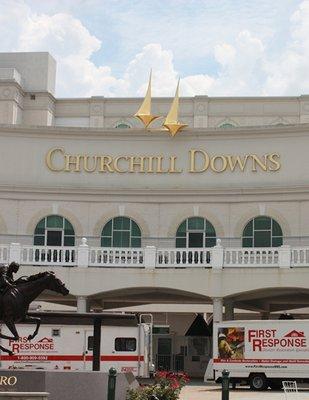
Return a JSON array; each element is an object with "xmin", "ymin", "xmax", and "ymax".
[
  {"xmin": 219, "ymin": 122, "xmax": 235, "ymax": 129},
  {"xmin": 242, "ymin": 216, "xmax": 283, "ymax": 247},
  {"xmin": 34, "ymin": 215, "xmax": 75, "ymax": 246},
  {"xmin": 176, "ymin": 217, "xmax": 216, "ymax": 248},
  {"xmin": 115, "ymin": 122, "xmax": 131, "ymax": 129},
  {"xmin": 101, "ymin": 217, "xmax": 141, "ymax": 247}
]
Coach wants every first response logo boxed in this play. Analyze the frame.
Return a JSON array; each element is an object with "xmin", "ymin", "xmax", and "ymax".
[
  {"xmin": 9, "ymin": 337, "xmax": 55, "ymax": 353},
  {"xmin": 248, "ymin": 329, "xmax": 306, "ymax": 351}
]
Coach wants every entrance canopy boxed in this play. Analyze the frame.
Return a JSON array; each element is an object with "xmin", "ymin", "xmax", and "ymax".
[{"xmin": 226, "ymin": 287, "xmax": 309, "ymax": 313}]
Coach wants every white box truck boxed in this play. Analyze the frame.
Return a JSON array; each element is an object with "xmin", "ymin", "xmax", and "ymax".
[
  {"xmin": 205, "ymin": 320, "xmax": 309, "ymax": 390},
  {"xmin": 0, "ymin": 321, "xmax": 153, "ymax": 378}
]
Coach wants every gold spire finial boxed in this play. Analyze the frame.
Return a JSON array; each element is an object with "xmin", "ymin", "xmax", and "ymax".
[
  {"xmin": 134, "ymin": 70, "xmax": 160, "ymax": 128},
  {"xmin": 163, "ymin": 79, "xmax": 187, "ymax": 137}
]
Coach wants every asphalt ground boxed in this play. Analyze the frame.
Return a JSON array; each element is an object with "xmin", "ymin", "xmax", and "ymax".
[{"xmin": 180, "ymin": 382, "xmax": 309, "ymax": 400}]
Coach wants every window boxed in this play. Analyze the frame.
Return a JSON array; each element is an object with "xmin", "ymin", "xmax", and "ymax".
[
  {"xmin": 176, "ymin": 217, "xmax": 216, "ymax": 248},
  {"xmin": 115, "ymin": 122, "xmax": 131, "ymax": 129},
  {"xmin": 101, "ymin": 217, "xmax": 141, "ymax": 247},
  {"xmin": 115, "ymin": 337, "xmax": 136, "ymax": 352},
  {"xmin": 88, "ymin": 336, "xmax": 94, "ymax": 351},
  {"xmin": 219, "ymin": 122, "xmax": 235, "ymax": 129},
  {"xmin": 242, "ymin": 216, "xmax": 283, "ymax": 247},
  {"xmin": 33, "ymin": 215, "xmax": 75, "ymax": 246}
]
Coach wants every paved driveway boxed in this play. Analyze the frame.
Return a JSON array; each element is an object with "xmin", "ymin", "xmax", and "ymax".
[{"xmin": 180, "ymin": 383, "xmax": 309, "ymax": 400}]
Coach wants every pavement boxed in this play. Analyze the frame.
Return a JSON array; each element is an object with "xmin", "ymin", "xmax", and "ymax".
[{"xmin": 180, "ymin": 382, "xmax": 309, "ymax": 400}]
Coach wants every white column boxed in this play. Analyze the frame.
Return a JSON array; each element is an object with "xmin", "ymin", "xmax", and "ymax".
[
  {"xmin": 278, "ymin": 245, "xmax": 291, "ymax": 268},
  {"xmin": 212, "ymin": 239, "xmax": 224, "ymax": 270},
  {"xmin": 9, "ymin": 243, "xmax": 21, "ymax": 264},
  {"xmin": 77, "ymin": 296, "xmax": 87, "ymax": 313},
  {"xmin": 144, "ymin": 246, "xmax": 156, "ymax": 269},
  {"xmin": 77, "ymin": 237, "xmax": 89, "ymax": 268},
  {"xmin": 225, "ymin": 302, "xmax": 234, "ymax": 320},
  {"xmin": 213, "ymin": 297, "xmax": 223, "ymax": 323}
]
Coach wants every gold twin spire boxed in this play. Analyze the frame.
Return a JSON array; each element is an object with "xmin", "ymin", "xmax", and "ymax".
[
  {"xmin": 134, "ymin": 71, "xmax": 187, "ymax": 137},
  {"xmin": 163, "ymin": 79, "xmax": 188, "ymax": 137},
  {"xmin": 134, "ymin": 70, "xmax": 159, "ymax": 128}
]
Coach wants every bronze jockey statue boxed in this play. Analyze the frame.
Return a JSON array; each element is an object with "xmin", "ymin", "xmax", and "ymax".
[
  {"xmin": 0, "ymin": 262, "xmax": 20, "ymax": 294},
  {"xmin": 0, "ymin": 265, "xmax": 69, "ymax": 355}
]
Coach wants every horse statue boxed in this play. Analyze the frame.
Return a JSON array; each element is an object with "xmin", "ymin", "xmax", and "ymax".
[{"xmin": 0, "ymin": 270, "xmax": 69, "ymax": 355}]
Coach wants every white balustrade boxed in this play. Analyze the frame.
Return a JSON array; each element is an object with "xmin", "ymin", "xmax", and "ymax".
[
  {"xmin": 1, "ymin": 241, "xmax": 309, "ymax": 269},
  {"xmin": 224, "ymin": 247, "xmax": 279, "ymax": 267},
  {"xmin": 156, "ymin": 248, "xmax": 212, "ymax": 268},
  {"xmin": 291, "ymin": 247, "xmax": 309, "ymax": 267},
  {"xmin": 0, "ymin": 244, "xmax": 9, "ymax": 264},
  {"xmin": 21, "ymin": 245, "xmax": 76, "ymax": 266},
  {"xmin": 89, "ymin": 247, "xmax": 144, "ymax": 267}
]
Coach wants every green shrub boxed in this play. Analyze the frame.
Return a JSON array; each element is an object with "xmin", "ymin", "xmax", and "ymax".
[{"xmin": 127, "ymin": 371, "xmax": 190, "ymax": 400}]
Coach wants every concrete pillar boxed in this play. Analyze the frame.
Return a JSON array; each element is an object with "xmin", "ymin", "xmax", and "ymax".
[
  {"xmin": 260, "ymin": 311, "xmax": 270, "ymax": 320},
  {"xmin": 213, "ymin": 297, "xmax": 223, "ymax": 323},
  {"xmin": 212, "ymin": 239, "xmax": 224, "ymax": 270},
  {"xmin": 144, "ymin": 246, "xmax": 156, "ymax": 269},
  {"xmin": 77, "ymin": 296, "xmax": 87, "ymax": 313},
  {"xmin": 9, "ymin": 242, "xmax": 21, "ymax": 264},
  {"xmin": 225, "ymin": 302, "xmax": 234, "ymax": 320},
  {"xmin": 77, "ymin": 237, "xmax": 89, "ymax": 268},
  {"xmin": 278, "ymin": 245, "xmax": 291, "ymax": 268}
]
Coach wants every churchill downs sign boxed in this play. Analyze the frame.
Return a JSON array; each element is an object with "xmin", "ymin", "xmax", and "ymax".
[{"xmin": 46, "ymin": 147, "xmax": 281, "ymax": 174}]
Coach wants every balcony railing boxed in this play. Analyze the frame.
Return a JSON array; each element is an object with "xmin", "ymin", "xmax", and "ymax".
[
  {"xmin": 156, "ymin": 248, "xmax": 212, "ymax": 268},
  {"xmin": 89, "ymin": 247, "xmax": 144, "ymax": 267},
  {"xmin": 0, "ymin": 240, "xmax": 306, "ymax": 269}
]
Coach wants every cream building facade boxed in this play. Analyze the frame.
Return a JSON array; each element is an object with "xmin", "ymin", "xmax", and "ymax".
[{"xmin": 1, "ymin": 52, "xmax": 309, "ymax": 321}]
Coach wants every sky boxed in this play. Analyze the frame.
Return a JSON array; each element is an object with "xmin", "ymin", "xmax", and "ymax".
[{"xmin": 0, "ymin": 0, "xmax": 309, "ymax": 97}]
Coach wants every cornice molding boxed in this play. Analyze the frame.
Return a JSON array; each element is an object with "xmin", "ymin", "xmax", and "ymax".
[
  {"xmin": 0, "ymin": 122, "xmax": 309, "ymax": 141},
  {"xmin": 1, "ymin": 183, "xmax": 309, "ymax": 203}
]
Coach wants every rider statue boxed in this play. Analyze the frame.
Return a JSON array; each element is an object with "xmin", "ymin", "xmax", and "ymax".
[{"xmin": 0, "ymin": 262, "xmax": 20, "ymax": 294}]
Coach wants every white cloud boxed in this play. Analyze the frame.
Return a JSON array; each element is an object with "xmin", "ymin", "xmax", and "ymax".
[
  {"xmin": 1, "ymin": 0, "xmax": 309, "ymax": 97},
  {"xmin": 125, "ymin": 44, "xmax": 178, "ymax": 96},
  {"xmin": 19, "ymin": 13, "xmax": 101, "ymax": 59},
  {"xmin": 263, "ymin": 0, "xmax": 309, "ymax": 95}
]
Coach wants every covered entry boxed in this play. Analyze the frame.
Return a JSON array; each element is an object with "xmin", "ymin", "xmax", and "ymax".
[{"xmin": 153, "ymin": 314, "xmax": 212, "ymax": 377}]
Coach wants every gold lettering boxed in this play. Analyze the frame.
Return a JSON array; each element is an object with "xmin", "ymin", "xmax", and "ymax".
[
  {"xmin": 226, "ymin": 155, "xmax": 249, "ymax": 171},
  {"xmin": 210, "ymin": 155, "xmax": 228, "ymax": 173},
  {"xmin": 0, "ymin": 377, "xmax": 8, "ymax": 385},
  {"xmin": 155, "ymin": 156, "xmax": 169, "ymax": 173},
  {"xmin": 189, "ymin": 149, "xmax": 210, "ymax": 172},
  {"xmin": 146, "ymin": 156, "xmax": 155, "ymax": 173},
  {"xmin": 114, "ymin": 156, "xmax": 128, "ymax": 173},
  {"xmin": 251, "ymin": 154, "xmax": 267, "ymax": 172},
  {"xmin": 8, "ymin": 376, "xmax": 17, "ymax": 386},
  {"xmin": 83, "ymin": 155, "xmax": 98, "ymax": 172},
  {"xmin": 168, "ymin": 156, "xmax": 182, "ymax": 173},
  {"xmin": 64, "ymin": 155, "xmax": 81, "ymax": 172},
  {"xmin": 267, "ymin": 153, "xmax": 281, "ymax": 171},
  {"xmin": 98, "ymin": 156, "xmax": 114, "ymax": 172},
  {"xmin": 129, "ymin": 156, "xmax": 146, "ymax": 173},
  {"xmin": 0, "ymin": 376, "xmax": 17, "ymax": 386},
  {"xmin": 45, "ymin": 147, "xmax": 65, "ymax": 172}
]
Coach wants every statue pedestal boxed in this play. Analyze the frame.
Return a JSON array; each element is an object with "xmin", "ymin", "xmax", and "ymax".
[
  {"xmin": 0, "ymin": 394, "xmax": 48, "ymax": 400},
  {"xmin": 0, "ymin": 370, "xmax": 138, "ymax": 400}
]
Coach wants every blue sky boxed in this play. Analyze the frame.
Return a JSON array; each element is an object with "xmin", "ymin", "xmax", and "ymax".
[{"xmin": 0, "ymin": 0, "xmax": 309, "ymax": 97}]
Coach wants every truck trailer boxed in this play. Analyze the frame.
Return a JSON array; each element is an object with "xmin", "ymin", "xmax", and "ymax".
[
  {"xmin": 0, "ymin": 317, "xmax": 153, "ymax": 378},
  {"xmin": 205, "ymin": 319, "xmax": 309, "ymax": 390}
]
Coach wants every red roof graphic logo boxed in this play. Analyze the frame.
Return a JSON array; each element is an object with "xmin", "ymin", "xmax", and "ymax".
[
  {"xmin": 37, "ymin": 337, "xmax": 53, "ymax": 343},
  {"xmin": 284, "ymin": 330, "xmax": 305, "ymax": 338}
]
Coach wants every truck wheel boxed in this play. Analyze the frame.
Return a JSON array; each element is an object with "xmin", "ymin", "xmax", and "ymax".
[{"xmin": 249, "ymin": 374, "xmax": 268, "ymax": 391}]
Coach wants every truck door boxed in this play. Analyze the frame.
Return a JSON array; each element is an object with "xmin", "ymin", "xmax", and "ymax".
[{"xmin": 83, "ymin": 330, "xmax": 93, "ymax": 371}]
